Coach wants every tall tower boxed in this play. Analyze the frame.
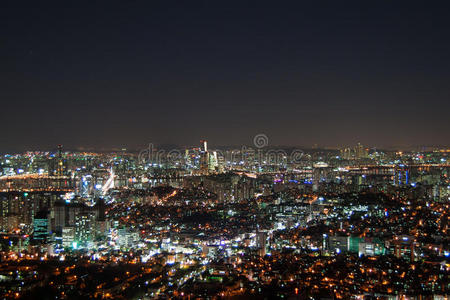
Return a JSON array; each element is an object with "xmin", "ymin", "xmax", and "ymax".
[
  {"xmin": 200, "ymin": 140, "xmax": 209, "ymax": 174},
  {"xmin": 54, "ymin": 144, "xmax": 68, "ymax": 189},
  {"xmin": 201, "ymin": 140, "xmax": 208, "ymax": 153},
  {"xmin": 209, "ymin": 151, "xmax": 218, "ymax": 172},
  {"xmin": 56, "ymin": 144, "xmax": 65, "ymax": 177},
  {"xmin": 354, "ymin": 143, "xmax": 368, "ymax": 159},
  {"xmin": 255, "ymin": 230, "xmax": 268, "ymax": 256}
]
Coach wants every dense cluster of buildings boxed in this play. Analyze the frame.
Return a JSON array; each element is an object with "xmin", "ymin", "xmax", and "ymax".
[{"xmin": 0, "ymin": 142, "xmax": 448, "ymax": 299}]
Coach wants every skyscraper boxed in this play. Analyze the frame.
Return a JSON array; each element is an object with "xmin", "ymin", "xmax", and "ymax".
[
  {"xmin": 56, "ymin": 145, "xmax": 65, "ymax": 177},
  {"xmin": 355, "ymin": 143, "xmax": 368, "ymax": 159},
  {"xmin": 200, "ymin": 140, "xmax": 209, "ymax": 174},
  {"xmin": 33, "ymin": 210, "xmax": 49, "ymax": 243}
]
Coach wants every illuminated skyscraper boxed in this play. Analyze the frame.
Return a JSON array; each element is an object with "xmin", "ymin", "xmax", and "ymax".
[
  {"xmin": 209, "ymin": 151, "xmax": 218, "ymax": 172},
  {"xmin": 340, "ymin": 147, "xmax": 353, "ymax": 160},
  {"xmin": 355, "ymin": 143, "xmax": 369, "ymax": 159},
  {"xmin": 256, "ymin": 231, "xmax": 268, "ymax": 256},
  {"xmin": 56, "ymin": 144, "xmax": 65, "ymax": 176},
  {"xmin": 201, "ymin": 140, "xmax": 208, "ymax": 153},
  {"xmin": 200, "ymin": 140, "xmax": 209, "ymax": 174},
  {"xmin": 33, "ymin": 210, "xmax": 49, "ymax": 243},
  {"xmin": 48, "ymin": 145, "xmax": 71, "ymax": 189}
]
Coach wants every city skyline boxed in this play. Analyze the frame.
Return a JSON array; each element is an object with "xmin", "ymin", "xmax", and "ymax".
[
  {"xmin": 1, "ymin": 1, "xmax": 450, "ymax": 152},
  {"xmin": 0, "ymin": 138, "xmax": 448, "ymax": 299},
  {"xmin": 1, "ymin": 2, "xmax": 449, "ymax": 298}
]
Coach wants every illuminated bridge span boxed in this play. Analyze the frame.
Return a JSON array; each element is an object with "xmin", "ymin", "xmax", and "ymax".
[
  {"xmin": 255, "ymin": 163, "xmax": 450, "ymax": 174},
  {"xmin": 0, "ymin": 173, "xmax": 51, "ymax": 180},
  {"xmin": 0, "ymin": 173, "xmax": 73, "ymax": 192},
  {"xmin": 0, "ymin": 187, "xmax": 73, "ymax": 193},
  {"xmin": 346, "ymin": 163, "xmax": 450, "ymax": 169}
]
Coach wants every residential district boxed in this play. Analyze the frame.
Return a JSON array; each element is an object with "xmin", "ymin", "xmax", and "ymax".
[{"xmin": 0, "ymin": 141, "xmax": 448, "ymax": 299}]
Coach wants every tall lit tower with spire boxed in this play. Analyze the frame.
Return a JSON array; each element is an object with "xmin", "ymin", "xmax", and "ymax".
[{"xmin": 199, "ymin": 140, "xmax": 209, "ymax": 174}]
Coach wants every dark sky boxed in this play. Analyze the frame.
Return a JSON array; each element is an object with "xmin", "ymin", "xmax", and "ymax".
[{"xmin": 1, "ymin": 1, "xmax": 450, "ymax": 152}]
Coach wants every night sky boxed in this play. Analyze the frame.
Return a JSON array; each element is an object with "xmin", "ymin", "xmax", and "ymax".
[{"xmin": 1, "ymin": 1, "xmax": 450, "ymax": 152}]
